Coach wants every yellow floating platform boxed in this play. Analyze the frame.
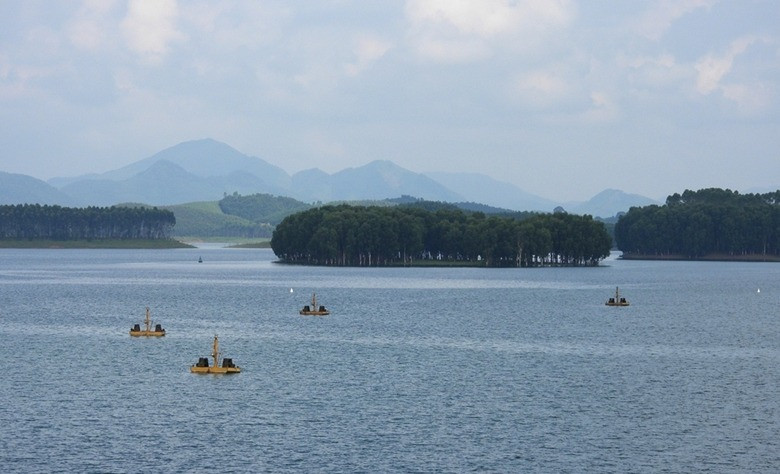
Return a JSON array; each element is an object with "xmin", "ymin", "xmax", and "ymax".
[
  {"xmin": 130, "ymin": 307, "xmax": 165, "ymax": 336},
  {"xmin": 300, "ymin": 292, "xmax": 330, "ymax": 316},
  {"xmin": 605, "ymin": 287, "xmax": 630, "ymax": 306},
  {"xmin": 190, "ymin": 335, "xmax": 241, "ymax": 374}
]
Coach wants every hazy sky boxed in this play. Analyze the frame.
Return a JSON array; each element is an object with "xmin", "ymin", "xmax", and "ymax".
[{"xmin": 1, "ymin": 1, "xmax": 778, "ymax": 201}]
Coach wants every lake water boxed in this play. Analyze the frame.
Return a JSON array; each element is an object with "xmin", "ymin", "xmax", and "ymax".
[{"xmin": 0, "ymin": 248, "xmax": 778, "ymax": 473}]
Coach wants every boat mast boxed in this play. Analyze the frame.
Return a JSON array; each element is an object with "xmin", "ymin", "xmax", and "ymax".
[
  {"xmin": 312, "ymin": 293, "xmax": 317, "ymax": 309},
  {"xmin": 145, "ymin": 307, "xmax": 151, "ymax": 332},
  {"xmin": 212, "ymin": 335, "xmax": 220, "ymax": 368}
]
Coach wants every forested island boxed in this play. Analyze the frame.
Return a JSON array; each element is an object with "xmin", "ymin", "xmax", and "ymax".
[
  {"xmin": 615, "ymin": 188, "xmax": 780, "ymax": 260},
  {"xmin": 271, "ymin": 204, "xmax": 612, "ymax": 267},
  {"xmin": 0, "ymin": 204, "xmax": 185, "ymax": 248}
]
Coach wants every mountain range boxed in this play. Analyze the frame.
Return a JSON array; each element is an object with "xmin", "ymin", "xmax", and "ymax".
[{"xmin": 3, "ymin": 138, "xmax": 660, "ymax": 217}]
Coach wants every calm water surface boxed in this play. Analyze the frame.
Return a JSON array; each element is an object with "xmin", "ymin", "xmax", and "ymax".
[{"xmin": 0, "ymin": 248, "xmax": 778, "ymax": 472}]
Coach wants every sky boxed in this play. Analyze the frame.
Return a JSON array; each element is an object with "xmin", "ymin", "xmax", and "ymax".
[{"xmin": 1, "ymin": 0, "xmax": 779, "ymax": 202}]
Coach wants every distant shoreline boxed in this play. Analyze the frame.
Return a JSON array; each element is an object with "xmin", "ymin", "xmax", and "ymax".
[
  {"xmin": 619, "ymin": 253, "xmax": 780, "ymax": 262},
  {"xmin": 272, "ymin": 259, "xmax": 605, "ymax": 268},
  {"xmin": 0, "ymin": 239, "xmax": 193, "ymax": 249}
]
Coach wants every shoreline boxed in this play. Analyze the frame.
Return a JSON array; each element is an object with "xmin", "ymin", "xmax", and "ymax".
[
  {"xmin": 0, "ymin": 239, "xmax": 194, "ymax": 249},
  {"xmin": 619, "ymin": 253, "xmax": 780, "ymax": 262},
  {"xmin": 272, "ymin": 260, "xmax": 604, "ymax": 268}
]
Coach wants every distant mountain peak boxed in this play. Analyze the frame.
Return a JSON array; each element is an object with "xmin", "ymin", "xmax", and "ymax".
[
  {"xmin": 364, "ymin": 159, "xmax": 397, "ymax": 167},
  {"xmin": 15, "ymin": 138, "xmax": 660, "ymax": 211},
  {"xmin": 155, "ymin": 137, "xmax": 242, "ymax": 157},
  {"xmin": 134, "ymin": 159, "xmax": 193, "ymax": 179},
  {"xmin": 569, "ymin": 189, "xmax": 659, "ymax": 218},
  {"xmin": 592, "ymin": 188, "xmax": 643, "ymax": 199},
  {"xmin": 0, "ymin": 171, "xmax": 77, "ymax": 206},
  {"xmin": 425, "ymin": 171, "xmax": 558, "ymax": 212}
]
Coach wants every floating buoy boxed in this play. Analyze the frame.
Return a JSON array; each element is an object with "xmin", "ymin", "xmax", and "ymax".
[
  {"xmin": 290, "ymin": 288, "xmax": 294, "ymax": 293},
  {"xmin": 757, "ymin": 288, "xmax": 760, "ymax": 293}
]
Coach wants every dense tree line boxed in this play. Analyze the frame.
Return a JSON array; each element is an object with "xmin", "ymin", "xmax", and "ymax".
[
  {"xmin": 271, "ymin": 204, "xmax": 611, "ymax": 267},
  {"xmin": 401, "ymin": 198, "xmax": 538, "ymax": 221},
  {"xmin": 0, "ymin": 204, "xmax": 176, "ymax": 240},
  {"xmin": 615, "ymin": 188, "xmax": 780, "ymax": 258}
]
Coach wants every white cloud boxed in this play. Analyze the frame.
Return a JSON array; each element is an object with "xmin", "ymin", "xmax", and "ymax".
[
  {"xmin": 412, "ymin": 35, "xmax": 488, "ymax": 63},
  {"xmin": 67, "ymin": 0, "xmax": 119, "ymax": 52},
  {"xmin": 693, "ymin": 35, "xmax": 776, "ymax": 114},
  {"xmin": 721, "ymin": 82, "xmax": 774, "ymax": 115},
  {"xmin": 406, "ymin": 0, "xmax": 571, "ymax": 36},
  {"xmin": 405, "ymin": 0, "xmax": 574, "ymax": 62},
  {"xmin": 121, "ymin": 0, "xmax": 184, "ymax": 63},
  {"xmin": 407, "ymin": 0, "xmax": 520, "ymax": 36},
  {"xmin": 68, "ymin": 19, "xmax": 106, "ymax": 52},
  {"xmin": 345, "ymin": 36, "xmax": 393, "ymax": 76},
  {"xmin": 182, "ymin": 3, "xmax": 287, "ymax": 50},
  {"xmin": 510, "ymin": 69, "xmax": 572, "ymax": 107},
  {"xmin": 580, "ymin": 91, "xmax": 619, "ymax": 123},
  {"xmin": 634, "ymin": 0, "xmax": 715, "ymax": 41},
  {"xmin": 620, "ymin": 53, "xmax": 692, "ymax": 92},
  {"xmin": 695, "ymin": 36, "xmax": 755, "ymax": 94},
  {"xmin": 623, "ymin": 53, "xmax": 676, "ymax": 71}
]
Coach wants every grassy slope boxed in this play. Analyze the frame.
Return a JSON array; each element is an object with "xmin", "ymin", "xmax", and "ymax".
[{"xmin": 164, "ymin": 201, "xmax": 267, "ymax": 238}]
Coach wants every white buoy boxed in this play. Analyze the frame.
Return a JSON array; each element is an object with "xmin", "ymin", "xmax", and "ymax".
[
  {"xmin": 757, "ymin": 288, "xmax": 760, "ymax": 293},
  {"xmin": 290, "ymin": 288, "xmax": 294, "ymax": 293}
]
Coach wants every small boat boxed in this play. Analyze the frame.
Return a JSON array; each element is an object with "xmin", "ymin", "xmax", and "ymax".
[
  {"xmin": 129, "ymin": 307, "xmax": 166, "ymax": 336},
  {"xmin": 198, "ymin": 256, "xmax": 203, "ymax": 263},
  {"xmin": 300, "ymin": 293, "xmax": 329, "ymax": 316},
  {"xmin": 190, "ymin": 335, "xmax": 241, "ymax": 374},
  {"xmin": 606, "ymin": 287, "xmax": 629, "ymax": 306}
]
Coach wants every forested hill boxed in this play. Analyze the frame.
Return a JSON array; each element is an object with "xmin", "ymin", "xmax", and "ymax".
[
  {"xmin": 615, "ymin": 188, "xmax": 780, "ymax": 260},
  {"xmin": 219, "ymin": 192, "xmax": 313, "ymax": 226},
  {"xmin": 0, "ymin": 204, "xmax": 176, "ymax": 241},
  {"xmin": 271, "ymin": 204, "xmax": 612, "ymax": 267}
]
